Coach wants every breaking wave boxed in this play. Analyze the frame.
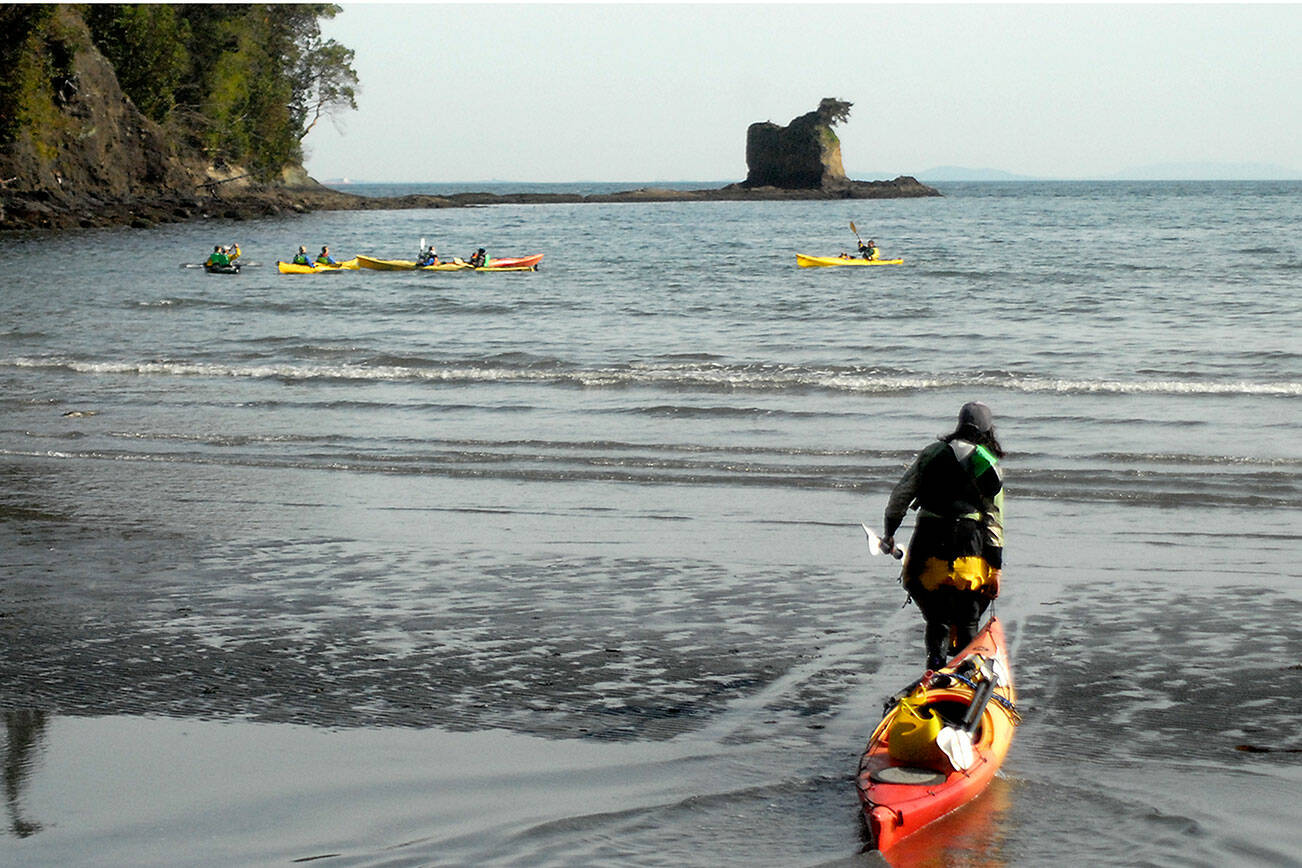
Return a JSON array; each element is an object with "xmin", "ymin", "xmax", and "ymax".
[{"xmin": 4, "ymin": 356, "xmax": 1299, "ymax": 397}]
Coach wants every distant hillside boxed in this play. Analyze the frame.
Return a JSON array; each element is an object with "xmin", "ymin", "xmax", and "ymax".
[{"xmin": 914, "ymin": 166, "xmax": 1042, "ymax": 182}]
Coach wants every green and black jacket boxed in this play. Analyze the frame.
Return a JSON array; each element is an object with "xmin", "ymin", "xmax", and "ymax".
[{"xmin": 884, "ymin": 438, "xmax": 1004, "ymax": 569}]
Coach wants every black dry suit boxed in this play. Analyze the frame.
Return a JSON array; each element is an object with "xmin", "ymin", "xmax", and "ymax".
[{"xmin": 884, "ymin": 438, "xmax": 1004, "ymax": 667}]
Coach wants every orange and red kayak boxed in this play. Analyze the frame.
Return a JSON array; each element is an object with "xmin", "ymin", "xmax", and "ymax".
[
  {"xmin": 856, "ymin": 616, "xmax": 1019, "ymax": 854},
  {"xmin": 486, "ymin": 253, "xmax": 543, "ymax": 270}
]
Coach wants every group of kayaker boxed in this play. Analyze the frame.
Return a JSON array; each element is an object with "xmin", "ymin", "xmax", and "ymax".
[{"xmin": 879, "ymin": 401, "xmax": 1005, "ymax": 671}]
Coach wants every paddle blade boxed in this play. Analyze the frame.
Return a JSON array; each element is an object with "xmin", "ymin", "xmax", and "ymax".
[
  {"xmin": 937, "ymin": 725, "xmax": 975, "ymax": 771},
  {"xmin": 862, "ymin": 523, "xmax": 903, "ymax": 559}
]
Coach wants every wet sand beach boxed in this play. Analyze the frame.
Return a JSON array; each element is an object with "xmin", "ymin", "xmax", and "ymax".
[{"xmin": 3, "ymin": 182, "xmax": 1300, "ymax": 864}]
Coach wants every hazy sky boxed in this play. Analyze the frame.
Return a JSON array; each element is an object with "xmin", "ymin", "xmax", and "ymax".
[{"xmin": 303, "ymin": 3, "xmax": 1302, "ymax": 183}]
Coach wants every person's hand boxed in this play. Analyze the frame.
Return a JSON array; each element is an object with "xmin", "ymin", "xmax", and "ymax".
[
  {"xmin": 880, "ymin": 535, "xmax": 895, "ymax": 556},
  {"xmin": 982, "ymin": 568, "xmax": 1001, "ymax": 599}
]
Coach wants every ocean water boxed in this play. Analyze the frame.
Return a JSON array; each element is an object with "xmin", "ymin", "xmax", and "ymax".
[{"xmin": 1, "ymin": 181, "xmax": 1299, "ymax": 866}]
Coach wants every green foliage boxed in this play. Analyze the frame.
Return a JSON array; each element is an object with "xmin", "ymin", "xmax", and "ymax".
[
  {"xmin": 173, "ymin": 4, "xmax": 359, "ymax": 178},
  {"xmin": 16, "ymin": 3, "xmax": 363, "ymax": 180},
  {"xmin": 0, "ymin": 5, "xmax": 86, "ymax": 155},
  {"xmin": 85, "ymin": 4, "xmax": 191, "ymax": 123},
  {"xmin": 817, "ymin": 98, "xmax": 853, "ymax": 128}
]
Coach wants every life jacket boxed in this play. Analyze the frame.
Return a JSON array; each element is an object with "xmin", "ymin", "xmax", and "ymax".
[
  {"xmin": 904, "ymin": 439, "xmax": 1003, "ymax": 590},
  {"xmin": 293, "ymin": 253, "xmax": 311, "ymax": 266},
  {"xmin": 914, "ymin": 440, "xmax": 999, "ymax": 523}
]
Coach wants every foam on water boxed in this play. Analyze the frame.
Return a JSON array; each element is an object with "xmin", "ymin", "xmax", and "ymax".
[{"xmin": 5, "ymin": 355, "xmax": 1300, "ymax": 396}]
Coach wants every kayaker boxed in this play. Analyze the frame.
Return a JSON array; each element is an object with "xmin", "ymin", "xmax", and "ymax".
[
  {"xmin": 205, "ymin": 245, "xmax": 230, "ymax": 267},
  {"xmin": 880, "ymin": 401, "xmax": 1005, "ymax": 671},
  {"xmin": 316, "ymin": 245, "xmax": 337, "ymax": 266},
  {"xmin": 292, "ymin": 246, "xmax": 313, "ymax": 267},
  {"xmin": 468, "ymin": 248, "xmax": 487, "ymax": 268},
  {"xmin": 416, "ymin": 245, "xmax": 439, "ymax": 266},
  {"xmin": 859, "ymin": 239, "xmax": 879, "ymax": 261}
]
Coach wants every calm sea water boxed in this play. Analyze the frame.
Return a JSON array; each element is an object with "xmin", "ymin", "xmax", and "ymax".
[{"xmin": 2, "ymin": 181, "xmax": 1299, "ymax": 866}]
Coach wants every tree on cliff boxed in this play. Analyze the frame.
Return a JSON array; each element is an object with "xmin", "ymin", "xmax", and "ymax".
[
  {"xmin": 78, "ymin": 4, "xmax": 357, "ymax": 179},
  {"xmin": 816, "ymin": 98, "xmax": 852, "ymax": 127}
]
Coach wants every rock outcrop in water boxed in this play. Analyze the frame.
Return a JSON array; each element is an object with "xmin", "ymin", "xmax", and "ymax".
[
  {"xmin": 742, "ymin": 98, "xmax": 938, "ymax": 199},
  {"xmin": 745, "ymin": 98, "xmax": 851, "ymax": 190}
]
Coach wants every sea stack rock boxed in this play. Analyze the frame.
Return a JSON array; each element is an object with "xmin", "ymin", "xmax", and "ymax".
[{"xmin": 744, "ymin": 98, "xmax": 852, "ymax": 190}]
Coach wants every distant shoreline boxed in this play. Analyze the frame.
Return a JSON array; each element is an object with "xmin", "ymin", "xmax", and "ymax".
[{"xmin": 0, "ymin": 176, "xmax": 940, "ymax": 232}]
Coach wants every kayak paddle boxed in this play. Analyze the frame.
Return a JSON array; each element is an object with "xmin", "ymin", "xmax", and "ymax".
[
  {"xmin": 936, "ymin": 661, "xmax": 998, "ymax": 771},
  {"xmin": 850, "ymin": 220, "xmax": 863, "ymax": 243},
  {"xmin": 862, "ymin": 523, "xmax": 903, "ymax": 559}
]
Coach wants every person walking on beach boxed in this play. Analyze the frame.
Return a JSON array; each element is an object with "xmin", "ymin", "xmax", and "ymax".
[{"xmin": 879, "ymin": 402, "xmax": 1005, "ymax": 671}]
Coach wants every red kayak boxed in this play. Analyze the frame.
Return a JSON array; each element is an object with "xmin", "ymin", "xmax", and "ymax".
[
  {"xmin": 856, "ymin": 616, "xmax": 1019, "ymax": 854},
  {"xmin": 485, "ymin": 253, "xmax": 543, "ymax": 270}
]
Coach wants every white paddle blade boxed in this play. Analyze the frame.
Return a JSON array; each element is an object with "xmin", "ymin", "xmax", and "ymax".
[
  {"xmin": 862, "ymin": 523, "xmax": 903, "ymax": 559},
  {"xmin": 862, "ymin": 523, "xmax": 885, "ymax": 556},
  {"xmin": 937, "ymin": 726, "xmax": 975, "ymax": 771}
]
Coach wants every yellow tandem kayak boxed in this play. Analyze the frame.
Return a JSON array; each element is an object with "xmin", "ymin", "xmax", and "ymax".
[
  {"xmin": 796, "ymin": 253, "xmax": 904, "ymax": 268},
  {"xmin": 356, "ymin": 254, "xmax": 543, "ymax": 272},
  {"xmin": 276, "ymin": 258, "xmax": 360, "ymax": 274},
  {"xmin": 357, "ymin": 254, "xmax": 467, "ymax": 271}
]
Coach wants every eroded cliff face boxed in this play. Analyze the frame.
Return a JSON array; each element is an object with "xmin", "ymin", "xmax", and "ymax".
[
  {"xmin": 744, "ymin": 100, "xmax": 851, "ymax": 190},
  {"xmin": 0, "ymin": 6, "xmax": 321, "ymax": 229},
  {"xmin": 744, "ymin": 120, "xmax": 841, "ymax": 188},
  {"xmin": 1, "ymin": 8, "xmax": 195, "ymax": 199}
]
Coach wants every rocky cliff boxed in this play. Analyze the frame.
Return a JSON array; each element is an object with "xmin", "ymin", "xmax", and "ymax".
[
  {"xmin": 0, "ymin": 6, "xmax": 355, "ymax": 230},
  {"xmin": 0, "ymin": 7, "xmax": 195, "ymax": 227}
]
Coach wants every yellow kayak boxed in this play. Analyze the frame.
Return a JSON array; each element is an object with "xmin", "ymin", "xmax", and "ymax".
[
  {"xmin": 796, "ymin": 253, "xmax": 904, "ymax": 268},
  {"xmin": 276, "ymin": 257, "xmax": 360, "ymax": 274},
  {"xmin": 356, "ymin": 255, "xmax": 468, "ymax": 271}
]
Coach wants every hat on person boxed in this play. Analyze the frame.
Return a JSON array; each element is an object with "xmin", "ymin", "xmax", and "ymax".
[{"xmin": 958, "ymin": 401, "xmax": 993, "ymax": 434}]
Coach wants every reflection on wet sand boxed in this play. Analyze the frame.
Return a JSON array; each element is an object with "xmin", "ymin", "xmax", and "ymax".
[{"xmin": 4, "ymin": 709, "xmax": 46, "ymax": 838}]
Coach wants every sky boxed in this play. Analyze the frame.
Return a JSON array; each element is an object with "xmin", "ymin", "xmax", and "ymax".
[{"xmin": 303, "ymin": 3, "xmax": 1302, "ymax": 183}]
